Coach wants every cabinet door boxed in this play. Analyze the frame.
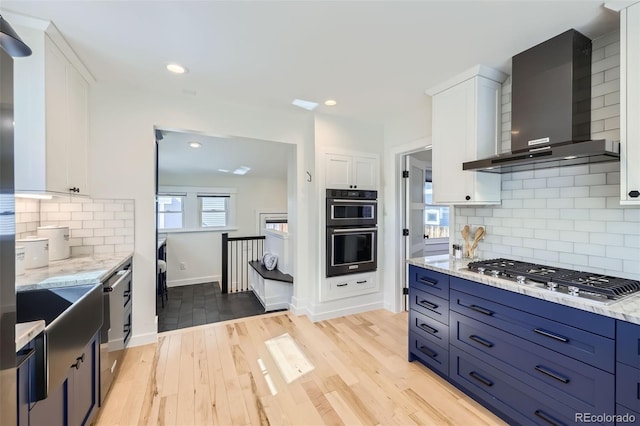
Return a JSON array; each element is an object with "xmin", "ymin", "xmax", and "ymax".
[
  {"xmin": 29, "ymin": 381, "xmax": 66, "ymax": 426},
  {"xmin": 17, "ymin": 347, "xmax": 33, "ymax": 426},
  {"xmin": 44, "ymin": 36, "xmax": 70, "ymax": 194},
  {"xmin": 325, "ymin": 153, "xmax": 352, "ymax": 189},
  {"xmin": 622, "ymin": 3, "xmax": 640, "ymax": 204},
  {"xmin": 352, "ymin": 156, "xmax": 377, "ymax": 190},
  {"xmin": 70, "ymin": 334, "xmax": 99, "ymax": 426},
  {"xmin": 432, "ymin": 78, "xmax": 474, "ymax": 204},
  {"xmin": 66, "ymin": 65, "xmax": 89, "ymax": 195}
]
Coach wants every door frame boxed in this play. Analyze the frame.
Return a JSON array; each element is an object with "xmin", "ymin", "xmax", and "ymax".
[{"xmin": 381, "ymin": 136, "xmax": 456, "ymax": 313}]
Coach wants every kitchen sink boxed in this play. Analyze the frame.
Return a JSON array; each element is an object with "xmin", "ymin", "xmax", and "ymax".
[{"xmin": 17, "ymin": 283, "xmax": 103, "ymax": 400}]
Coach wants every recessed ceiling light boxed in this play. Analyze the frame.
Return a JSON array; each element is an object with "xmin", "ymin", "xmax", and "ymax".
[
  {"xmin": 233, "ymin": 166, "xmax": 251, "ymax": 175},
  {"xmin": 324, "ymin": 99, "xmax": 337, "ymax": 106},
  {"xmin": 217, "ymin": 169, "xmax": 229, "ymax": 173},
  {"xmin": 167, "ymin": 63, "xmax": 188, "ymax": 74},
  {"xmin": 292, "ymin": 99, "xmax": 318, "ymax": 111},
  {"xmin": 189, "ymin": 141, "xmax": 202, "ymax": 148}
]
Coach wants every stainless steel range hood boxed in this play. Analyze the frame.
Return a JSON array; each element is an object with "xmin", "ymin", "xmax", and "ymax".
[
  {"xmin": 463, "ymin": 139, "xmax": 619, "ymax": 173},
  {"xmin": 463, "ymin": 29, "xmax": 620, "ymax": 173}
]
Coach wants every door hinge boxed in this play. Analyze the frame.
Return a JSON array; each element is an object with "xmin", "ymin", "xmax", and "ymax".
[
  {"xmin": 402, "ymin": 170, "xmax": 409, "ymax": 178},
  {"xmin": 402, "ymin": 288, "xmax": 409, "ymax": 295},
  {"xmin": 402, "ymin": 229, "xmax": 409, "ymax": 236}
]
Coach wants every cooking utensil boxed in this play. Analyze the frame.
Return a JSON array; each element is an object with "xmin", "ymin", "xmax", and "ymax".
[
  {"xmin": 470, "ymin": 226, "xmax": 486, "ymax": 258},
  {"xmin": 461, "ymin": 225, "xmax": 471, "ymax": 257}
]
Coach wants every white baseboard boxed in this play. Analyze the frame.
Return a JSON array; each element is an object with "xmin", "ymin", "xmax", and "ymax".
[
  {"xmin": 307, "ymin": 300, "xmax": 385, "ymax": 322},
  {"xmin": 167, "ymin": 275, "xmax": 219, "ymax": 287},
  {"xmin": 128, "ymin": 330, "xmax": 158, "ymax": 347}
]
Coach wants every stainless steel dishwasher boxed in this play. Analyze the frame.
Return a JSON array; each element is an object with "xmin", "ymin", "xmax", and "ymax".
[{"xmin": 100, "ymin": 258, "xmax": 133, "ymax": 404}]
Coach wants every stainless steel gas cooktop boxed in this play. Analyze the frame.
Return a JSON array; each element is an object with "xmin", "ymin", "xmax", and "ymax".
[{"xmin": 466, "ymin": 258, "xmax": 640, "ymax": 304}]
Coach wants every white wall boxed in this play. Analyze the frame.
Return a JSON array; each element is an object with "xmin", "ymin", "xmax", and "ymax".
[
  {"xmin": 158, "ymin": 175, "xmax": 287, "ymax": 287},
  {"xmin": 88, "ymin": 83, "xmax": 314, "ymax": 346}
]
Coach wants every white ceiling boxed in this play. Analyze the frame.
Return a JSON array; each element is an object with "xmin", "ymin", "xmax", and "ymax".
[
  {"xmin": 1, "ymin": 1, "xmax": 630, "ymax": 126},
  {"xmin": 157, "ymin": 130, "xmax": 292, "ymax": 180}
]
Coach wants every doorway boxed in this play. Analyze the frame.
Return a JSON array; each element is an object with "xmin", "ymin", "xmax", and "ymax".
[
  {"xmin": 154, "ymin": 128, "xmax": 295, "ymax": 331},
  {"xmin": 402, "ymin": 149, "xmax": 450, "ymax": 309}
]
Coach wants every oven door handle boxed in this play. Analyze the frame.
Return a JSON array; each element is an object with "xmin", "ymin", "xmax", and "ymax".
[
  {"xmin": 330, "ymin": 199, "xmax": 377, "ymax": 204},
  {"xmin": 331, "ymin": 227, "xmax": 378, "ymax": 233}
]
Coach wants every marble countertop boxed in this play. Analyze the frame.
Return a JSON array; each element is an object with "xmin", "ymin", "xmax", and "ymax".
[
  {"xmin": 408, "ymin": 255, "xmax": 640, "ymax": 326},
  {"xmin": 16, "ymin": 252, "xmax": 133, "ymax": 292},
  {"xmin": 16, "ymin": 320, "xmax": 45, "ymax": 352}
]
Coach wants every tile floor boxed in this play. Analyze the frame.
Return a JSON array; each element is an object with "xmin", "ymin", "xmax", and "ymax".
[{"xmin": 157, "ymin": 282, "xmax": 268, "ymax": 332}]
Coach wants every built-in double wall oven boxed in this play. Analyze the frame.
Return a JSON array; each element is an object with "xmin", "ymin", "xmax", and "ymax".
[{"xmin": 326, "ymin": 189, "xmax": 378, "ymax": 277}]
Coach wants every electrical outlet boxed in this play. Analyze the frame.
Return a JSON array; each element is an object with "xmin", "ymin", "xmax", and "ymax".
[{"xmin": 179, "ymin": 262, "xmax": 186, "ymax": 270}]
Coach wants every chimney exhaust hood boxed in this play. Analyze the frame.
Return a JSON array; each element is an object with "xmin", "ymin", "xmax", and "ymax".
[{"xmin": 463, "ymin": 29, "xmax": 620, "ymax": 173}]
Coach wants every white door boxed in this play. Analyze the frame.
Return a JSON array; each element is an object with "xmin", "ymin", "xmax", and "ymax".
[{"xmin": 405, "ymin": 155, "xmax": 428, "ymax": 259}]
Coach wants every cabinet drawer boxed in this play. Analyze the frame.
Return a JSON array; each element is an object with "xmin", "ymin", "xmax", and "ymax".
[
  {"xmin": 451, "ymin": 311, "xmax": 615, "ymax": 414},
  {"xmin": 410, "ymin": 309, "xmax": 449, "ymax": 348},
  {"xmin": 450, "ymin": 289, "xmax": 615, "ymax": 372},
  {"xmin": 408, "ymin": 265, "xmax": 449, "ymax": 299},
  {"xmin": 450, "ymin": 346, "xmax": 609, "ymax": 426},
  {"xmin": 409, "ymin": 288, "xmax": 449, "ymax": 325},
  {"xmin": 451, "ymin": 277, "xmax": 614, "ymax": 337},
  {"xmin": 616, "ymin": 404, "xmax": 640, "ymax": 422},
  {"xmin": 617, "ymin": 320, "xmax": 640, "ymax": 367},
  {"xmin": 325, "ymin": 274, "xmax": 377, "ymax": 301},
  {"xmin": 409, "ymin": 331, "xmax": 449, "ymax": 377},
  {"xmin": 616, "ymin": 362, "xmax": 640, "ymax": 412}
]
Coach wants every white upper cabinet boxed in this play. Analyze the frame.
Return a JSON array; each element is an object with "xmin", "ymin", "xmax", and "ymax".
[
  {"xmin": 14, "ymin": 26, "xmax": 90, "ymax": 196},
  {"xmin": 427, "ymin": 65, "xmax": 505, "ymax": 205},
  {"xmin": 325, "ymin": 153, "xmax": 378, "ymax": 190},
  {"xmin": 621, "ymin": 2, "xmax": 640, "ymax": 204}
]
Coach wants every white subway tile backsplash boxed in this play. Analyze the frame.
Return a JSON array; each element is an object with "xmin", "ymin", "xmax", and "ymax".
[
  {"xmin": 546, "ymin": 176, "xmax": 574, "ymax": 188},
  {"xmin": 523, "ymin": 178, "xmax": 547, "ymax": 189},
  {"xmin": 604, "ymin": 91, "xmax": 620, "ymax": 107},
  {"xmin": 606, "ymin": 245, "xmax": 640, "ymax": 261},
  {"xmin": 574, "ymin": 197, "xmax": 606, "ymax": 209},
  {"xmin": 523, "ymin": 239, "xmax": 547, "ymax": 250},
  {"xmin": 574, "ymin": 244, "xmax": 606, "ymax": 257},
  {"xmin": 512, "ymin": 247, "xmax": 534, "ymax": 259},
  {"xmin": 559, "ymin": 253, "xmax": 589, "ymax": 267},
  {"xmin": 533, "ymin": 188, "xmax": 559, "ymax": 198},
  {"xmin": 559, "ymin": 231, "xmax": 588, "ymax": 243},
  {"xmin": 574, "ymin": 220, "xmax": 607, "ymax": 233},
  {"xmin": 589, "ymin": 208, "xmax": 624, "ymax": 221},
  {"xmin": 546, "ymin": 240, "xmax": 573, "ymax": 253},
  {"xmin": 545, "ymin": 198, "xmax": 573, "ymax": 209},
  {"xmin": 590, "ymin": 232, "xmax": 624, "ymax": 246},
  {"xmin": 589, "ymin": 256, "xmax": 623, "ymax": 271},
  {"xmin": 533, "ymin": 168, "xmax": 560, "ymax": 179},
  {"xmin": 522, "ymin": 199, "xmax": 546, "ymax": 209},
  {"xmin": 604, "ymin": 66, "xmax": 620, "ymax": 82},
  {"xmin": 560, "ymin": 186, "xmax": 589, "ymax": 198},
  {"xmin": 15, "ymin": 198, "xmax": 134, "ymax": 257},
  {"xmin": 624, "ymin": 209, "xmax": 640, "ymax": 222},
  {"xmin": 624, "ymin": 260, "xmax": 640, "ymax": 275},
  {"xmin": 575, "ymin": 174, "xmax": 606, "ymax": 186},
  {"xmin": 534, "ymin": 229, "xmax": 559, "ymax": 240},
  {"xmin": 115, "ymin": 244, "xmax": 134, "ymax": 253}
]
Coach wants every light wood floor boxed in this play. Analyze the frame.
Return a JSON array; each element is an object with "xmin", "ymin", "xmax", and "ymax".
[{"xmin": 95, "ymin": 310, "xmax": 507, "ymax": 425}]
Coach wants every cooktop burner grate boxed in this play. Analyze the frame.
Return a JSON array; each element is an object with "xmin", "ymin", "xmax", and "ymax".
[{"xmin": 467, "ymin": 258, "xmax": 640, "ymax": 300}]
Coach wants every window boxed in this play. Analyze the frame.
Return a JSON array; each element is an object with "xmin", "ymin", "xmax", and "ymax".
[
  {"xmin": 199, "ymin": 195, "xmax": 229, "ymax": 228},
  {"xmin": 424, "ymin": 179, "xmax": 450, "ymax": 238},
  {"xmin": 157, "ymin": 194, "xmax": 185, "ymax": 230}
]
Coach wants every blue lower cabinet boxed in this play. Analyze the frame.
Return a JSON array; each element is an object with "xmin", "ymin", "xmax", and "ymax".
[
  {"xmin": 409, "ymin": 331, "xmax": 449, "ymax": 377},
  {"xmin": 17, "ymin": 345, "xmax": 35, "ymax": 426},
  {"xmin": 616, "ymin": 405, "xmax": 640, "ymax": 424},
  {"xmin": 450, "ymin": 311, "xmax": 615, "ymax": 416},
  {"xmin": 408, "ymin": 265, "xmax": 450, "ymax": 299},
  {"xmin": 409, "ymin": 287, "xmax": 449, "ymax": 325},
  {"xmin": 27, "ymin": 331, "xmax": 99, "ymax": 426},
  {"xmin": 616, "ymin": 362, "xmax": 640, "ymax": 413},
  {"xmin": 617, "ymin": 320, "xmax": 640, "ymax": 368},
  {"xmin": 29, "ymin": 381, "xmax": 66, "ymax": 426},
  {"xmin": 450, "ymin": 346, "xmax": 612, "ymax": 426},
  {"xmin": 410, "ymin": 309, "xmax": 449, "ymax": 348}
]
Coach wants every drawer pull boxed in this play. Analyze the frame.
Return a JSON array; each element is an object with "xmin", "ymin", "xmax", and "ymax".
[
  {"xmin": 418, "ymin": 346, "xmax": 438, "ymax": 359},
  {"xmin": 418, "ymin": 323, "xmax": 438, "ymax": 335},
  {"xmin": 418, "ymin": 276, "xmax": 438, "ymax": 286},
  {"xmin": 469, "ymin": 371, "xmax": 493, "ymax": 387},
  {"xmin": 356, "ymin": 280, "xmax": 367, "ymax": 284},
  {"xmin": 336, "ymin": 283, "xmax": 348, "ymax": 287},
  {"xmin": 418, "ymin": 299, "xmax": 438, "ymax": 311},
  {"xmin": 534, "ymin": 409, "xmax": 565, "ymax": 426},
  {"xmin": 469, "ymin": 304, "xmax": 494, "ymax": 316},
  {"xmin": 534, "ymin": 328, "xmax": 569, "ymax": 343},
  {"xmin": 469, "ymin": 335, "xmax": 494, "ymax": 348},
  {"xmin": 534, "ymin": 366, "xmax": 570, "ymax": 384}
]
